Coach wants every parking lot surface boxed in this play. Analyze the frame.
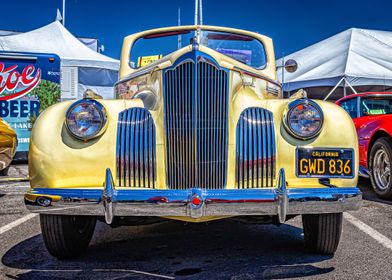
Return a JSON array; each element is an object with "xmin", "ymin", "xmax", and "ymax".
[{"xmin": 1, "ymin": 164, "xmax": 391, "ymax": 279}]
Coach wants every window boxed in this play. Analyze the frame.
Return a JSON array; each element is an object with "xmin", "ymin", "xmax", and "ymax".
[
  {"xmin": 130, "ymin": 29, "xmax": 267, "ymax": 69},
  {"xmin": 360, "ymin": 97, "xmax": 392, "ymax": 116},
  {"xmin": 130, "ymin": 30, "xmax": 194, "ymax": 68},
  {"xmin": 340, "ymin": 98, "xmax": 358, "ymax": 118},
  {"xmin": 200, "ymin": 31, "xmax": 267, "ymax": 68}
]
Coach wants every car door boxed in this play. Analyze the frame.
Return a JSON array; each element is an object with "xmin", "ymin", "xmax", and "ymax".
[{"xmin": 339, "ymin": 97, "xmax": 368, "ymax": 166}]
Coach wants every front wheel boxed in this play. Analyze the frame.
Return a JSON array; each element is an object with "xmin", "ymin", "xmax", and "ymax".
[
  {"xmin": 302, "ymin": 213, "xmax": 343, "ymax": 254},
  {"xmin": 40, "ymin": 214, "xmax": 96, "ymax": 259},
  {"xmin": 369, "ymin": 137, "xmax": 392, "ymax": 199}
]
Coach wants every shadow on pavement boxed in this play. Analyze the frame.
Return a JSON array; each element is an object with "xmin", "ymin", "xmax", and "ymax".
[
  {"xmin": 2, "ymin": 219, "xmax": 334, "ymax": 279},
  {"xmin": 358, "ymin": 177, "xmax": 392, "ymax": 206}
]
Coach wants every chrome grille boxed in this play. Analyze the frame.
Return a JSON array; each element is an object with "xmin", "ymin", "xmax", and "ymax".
[
  {"xmin": 236, "ymin": 108, "xmax": 276, "ymax": 188},
  {"xmin": 116, "ymin": 108, "xmax": 156, "ymax": 188},
  {"xmin": 163, "ymin": 60, "xmax": 229, "ymax": 190}
]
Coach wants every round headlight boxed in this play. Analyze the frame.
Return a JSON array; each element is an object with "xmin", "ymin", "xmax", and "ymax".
[
  {"xmin": 65, "ymin": 99, "xmax": 107, "ymax": 140},
  {"xmin": 285, "ymin": 99, "xmax": 323, "ymax": 139}
]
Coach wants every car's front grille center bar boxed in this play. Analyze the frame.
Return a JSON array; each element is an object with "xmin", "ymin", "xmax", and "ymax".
[{"xmin": 163, "ymin": 59, "xmax": 229, "ymax": 190}]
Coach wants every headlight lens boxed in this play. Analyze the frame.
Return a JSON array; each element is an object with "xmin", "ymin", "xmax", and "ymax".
[
  {"xmin": 65, "ymin": 99, "xmax": 107, "ymax": 140},
  {"xmin": 285, "ymin": 99, "xmax": 323, "ymax": 139}
]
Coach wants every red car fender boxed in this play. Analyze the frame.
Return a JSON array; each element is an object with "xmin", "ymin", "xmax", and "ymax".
[{"xmin": 336, "ymin": 92, "xmax": 392, "ymax": 170}]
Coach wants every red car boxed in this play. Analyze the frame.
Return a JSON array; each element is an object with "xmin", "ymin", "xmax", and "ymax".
[{"xmin": 336, "ymin": 92, "xmax": 392, "ymax": 199}]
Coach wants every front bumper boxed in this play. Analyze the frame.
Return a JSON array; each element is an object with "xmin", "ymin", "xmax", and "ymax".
[{"xmin": 25, "ymin": 168, "xmax": 362, "ymax": 224}]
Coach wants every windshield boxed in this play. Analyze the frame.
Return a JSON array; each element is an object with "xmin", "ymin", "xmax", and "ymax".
[
  {"xmin": 130, "ymin": 29, "xmax": 267, "ymax": 69},
  {"xmin": 361, "ymin": 97, "xmax": 392, "ymax": 115}
]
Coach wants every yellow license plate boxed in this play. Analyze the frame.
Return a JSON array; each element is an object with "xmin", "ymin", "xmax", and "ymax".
[{"xmin": 296, "ymin": 148, "xmax": 354, "ymax": 178}]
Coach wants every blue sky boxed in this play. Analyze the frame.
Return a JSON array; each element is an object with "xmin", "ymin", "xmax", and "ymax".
[{"xmin": 1, "ymin": 0, "xmax": 392, "ymax": 59}]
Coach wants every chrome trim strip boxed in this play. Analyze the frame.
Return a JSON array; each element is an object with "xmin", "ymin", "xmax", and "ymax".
[
  {"xmin": 232, "ymin": 66, "xmax": 281, "ymax": 87},
  {"xmin": 0, "ymin": 55, "xmax": 38, "ymax": 60},
  {"xmin": 103, "ymin": 168, "xmax": 114, "ymax": 224},
  {"xmin": 25, "ymin": 186, "xmax": 362, "ymax": 218},
  {"xmin": 359, "ymin": 165, "xmax": 370, "ymax": 178},
  {"xmin": 26, "ymin": 169, "xmax": 362, "ymax": 221},
  {"xmin": 236, "ymin": 107, "xmax": 276, "ymax": 188},
  {"xmin": 277, "ymin": 169, "xmax": 287, "ymax": 223},
  {"xmin": 116, "ymin": 108, "xmax": 156, "ymax": 188}
]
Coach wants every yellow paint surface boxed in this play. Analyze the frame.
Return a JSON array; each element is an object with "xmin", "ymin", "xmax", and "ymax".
[{"xmin": 28, "ymin": 25, "xmax": 359, "ymax": 223}]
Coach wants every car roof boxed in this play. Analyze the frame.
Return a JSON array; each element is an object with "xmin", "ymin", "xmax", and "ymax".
[{"xmin": 336, "ymin": 92, "xmax": 392, "ymax": 104}]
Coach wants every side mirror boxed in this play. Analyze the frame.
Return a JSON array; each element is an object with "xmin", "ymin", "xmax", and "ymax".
[{"xmin": 284, "ymin": 59, "xmax": 298, "ymax": 73}]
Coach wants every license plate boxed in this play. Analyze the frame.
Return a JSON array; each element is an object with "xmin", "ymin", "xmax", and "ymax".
[{"xmin": 296, "ymin": 148, "xmax": 354, "ymax": 178}]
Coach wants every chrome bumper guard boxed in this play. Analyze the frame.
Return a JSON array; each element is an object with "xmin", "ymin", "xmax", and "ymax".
[{"xmin": 25, "ymin": 168, "xmax": 362, "ymax": 224}]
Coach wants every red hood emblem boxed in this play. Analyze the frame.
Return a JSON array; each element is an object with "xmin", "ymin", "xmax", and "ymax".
[{"xmin": 0, "ymin": 63, "xmax": 42, "ymax": 101}]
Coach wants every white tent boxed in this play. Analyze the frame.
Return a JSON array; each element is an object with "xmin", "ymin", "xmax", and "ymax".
[
  {"xmin": 277, "ymin": 28, "xmax": 392, "ymax": 100},
  {"xmin": 0, "ymin": 21, "xmax": 119, "ymax": 99},
  {"xmin": 0, "ymin": 29, "xmax": 102, "ymax": 52}
]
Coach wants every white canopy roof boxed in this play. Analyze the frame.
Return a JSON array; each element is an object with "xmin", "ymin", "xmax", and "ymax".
[
  {"xmin": 0, "ymin": 21, "xmax": 119, "ymax": 70},
  {"xmin": 277, "ymin": 28, "xmax": 392, "ymax": 92}
]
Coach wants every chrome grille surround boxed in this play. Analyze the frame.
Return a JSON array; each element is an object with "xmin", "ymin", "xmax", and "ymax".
[
  {"xmin": 163, "ymin": 52, "xmax": 229, "ymax": 190},
  {"xmin": 236, "ymin": 107, "xmax": 276, "ymax": 188},
  {"xmin": 116, "ymin": 107, "xmax": 156, "ymax": 188}
]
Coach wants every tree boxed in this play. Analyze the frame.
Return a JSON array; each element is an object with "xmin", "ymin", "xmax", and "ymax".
[{"xmin": 28, "ymin": 80, "xmax": 61, "ymax": 129}]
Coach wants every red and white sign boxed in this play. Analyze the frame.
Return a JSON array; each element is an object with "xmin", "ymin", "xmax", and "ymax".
[{"xmin": 0, "ymin": 63, "xmax": 41, "ymax": 101}]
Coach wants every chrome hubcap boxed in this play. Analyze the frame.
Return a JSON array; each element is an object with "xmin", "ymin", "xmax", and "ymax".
[{"xmin": 373, "ymin": 148, "xmax": 391, "ymax": 191}]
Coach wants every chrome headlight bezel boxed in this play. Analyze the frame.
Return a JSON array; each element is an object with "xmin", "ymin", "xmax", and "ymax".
[
  {"xmin": 284, "ymin": 98, "xmax": 324, "ymax": 140},
  {"xmin": 65, "ymin": 99, "xmax": 107, "ymax": 141}
]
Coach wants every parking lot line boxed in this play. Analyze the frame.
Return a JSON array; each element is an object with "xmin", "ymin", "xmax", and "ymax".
[
  {"xmin": 93, "ymin": 269, "xmax": 175, "ymax": 279},
  {"xmin": 0, "ymin": 213, "xmax": 38, "ymax": 235},
  {"xmin": 20, "ymin": 269, "xmax": 175, "ymax": 279},
  {"xmin": 0, "ymin": 177, "xmax": 29, "ymax": 183},
  {"xmin": 344, "ymin": 212, "xmax": 392, "ymax": 251}
]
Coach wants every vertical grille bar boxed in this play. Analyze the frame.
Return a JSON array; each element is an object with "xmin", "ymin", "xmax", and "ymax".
[
  {"xmin": 163, "ymin": 60, "xmax": 228, "ymax": 190},
  {"xmin": 236, "ymin": 108, "xmax": 276, "ymax": 188},
  {"xmin": 116, "ymin": 108, "xmax": 156, "ymax": 188}
]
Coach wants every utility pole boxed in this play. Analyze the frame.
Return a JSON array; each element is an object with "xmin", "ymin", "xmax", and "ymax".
[
  {"xmin": 194, "ymin": 0, "xmax": 198, "ymax": 25},
  {"xmin": 199, "ymin": 0, "xmax": 203, "ymax": 25},
  {"xmin": 178, "ymin": 8, "xmax": 182, "ymax": 49},
  {"xmin": 62, "ymin": 0, "xmax": 66, "ymax": 26}
]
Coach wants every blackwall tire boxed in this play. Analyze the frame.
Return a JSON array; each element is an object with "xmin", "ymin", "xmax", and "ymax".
[
  {"xmin": 40, "ymin": 214, "xmax": 96, "ymax": 259},
  {"xmin": 302, "ymin": 213, "xmax": 343, "ymax": 254},
  {"xmin": 369, "ymin": 137, "xmax": 392, "ymax": 199},
  {"xmin": 0, "ymin": 165, "xmax": 10, "ymax": 176}
]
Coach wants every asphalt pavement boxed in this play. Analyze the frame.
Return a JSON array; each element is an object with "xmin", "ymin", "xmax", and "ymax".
[{"xmin": 1, "ymin": 164, "xmax": 392, "ymax": 279}]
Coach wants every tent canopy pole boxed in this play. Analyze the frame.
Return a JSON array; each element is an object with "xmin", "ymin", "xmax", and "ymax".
[
  {"xmin": 346, "ymin": 79, "xmax": 358, "ymax": 94},
  {"xmin": 323, "ymin": 77, "xmax": 345, "ymax": 101},
  {"xmin": 62, "ymin": 0, "xmax": 66, "ymax": 26}
]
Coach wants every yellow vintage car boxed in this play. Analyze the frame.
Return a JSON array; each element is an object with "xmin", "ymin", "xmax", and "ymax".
[
  {"xmin": 0, "ymin": 118, "xmax": 17, "ymax": 175},
  {"xmin": 25, "ymin": 25, "xmax": 362, "ymax": 259}
]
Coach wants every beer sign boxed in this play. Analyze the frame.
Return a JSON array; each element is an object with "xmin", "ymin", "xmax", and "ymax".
[{"xmin": 0, "ymin": 52, "xmax": 60, "ymax": 154}]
